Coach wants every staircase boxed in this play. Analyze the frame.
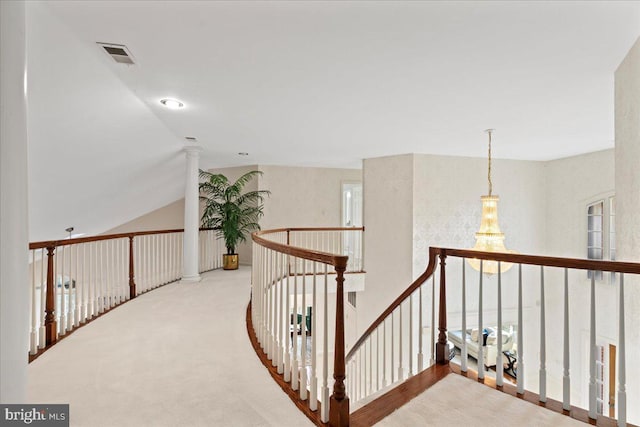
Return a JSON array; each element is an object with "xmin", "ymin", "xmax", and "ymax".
[{"xmin": 251, "ymin": 228, "xmax": 639, "ymax": 427}]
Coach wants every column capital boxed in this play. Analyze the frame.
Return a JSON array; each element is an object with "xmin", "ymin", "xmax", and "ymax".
[{"xmin": 183, "ymin": 145, "xmax": 203, "ymax": 156}]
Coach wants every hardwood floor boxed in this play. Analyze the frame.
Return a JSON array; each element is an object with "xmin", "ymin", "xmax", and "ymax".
[{"xmin": 350, "ymin": 364, "xmax": 452, "ymax": 427}]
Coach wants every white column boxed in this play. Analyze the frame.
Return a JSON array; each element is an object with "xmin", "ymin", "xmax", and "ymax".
[
  {"xmin": 181, "ymin": 145, "xmax": 203, "ymax": 282},
  {"xmin": 0, "ymin": 0, "xmax": 29, "ymax": 403}
]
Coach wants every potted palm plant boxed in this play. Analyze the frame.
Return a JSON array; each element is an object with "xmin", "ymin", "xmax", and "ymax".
[{"xmin": 199, "ymin": 170, "xmax": 270, "ymax": 270}]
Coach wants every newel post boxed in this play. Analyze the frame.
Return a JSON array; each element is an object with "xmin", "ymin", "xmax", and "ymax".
[
  {"xmin": 44, "ymin": 246, "xmax": 57, "ymax": 345},
  {"xmin": 128, "ymin": 235, "xmax": 136, "ymax": 299},
  {"xmin": 329, "ymin": 258, "xmax": 349, "ymax": 427},
  {"xmin": 435, "ymin": 251, "xmax": 449, "ymax": 364}
]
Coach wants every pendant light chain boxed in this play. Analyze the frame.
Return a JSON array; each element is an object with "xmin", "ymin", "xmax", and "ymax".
[
  {"xmin": 468, "ymin": 128, "xmax": 516, "ymax": 274},
  {"xmin": 486, "ymin": 129, "xmax": 493, "ymax": 196}
]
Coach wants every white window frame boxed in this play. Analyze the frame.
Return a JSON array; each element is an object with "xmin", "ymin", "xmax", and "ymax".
[
  {"xmin": 587, "ymin": 194, "xmax": 615, "ymax": 282},
  {"xmin": 341, "ymin": 181, "xmax": 363, "ymax": 228}
]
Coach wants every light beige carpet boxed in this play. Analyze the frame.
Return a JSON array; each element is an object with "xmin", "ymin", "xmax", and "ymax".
[
  {"xmin": 376, "ymin": 373, "xmax": 586, "ymax": 426},
  {"xmin": 27, "ymin": 267, "xmax": 312, "ymax": 427},
  {"xmin": 27, "ymin": 266, "xmax": 590, "ymax": 427}
]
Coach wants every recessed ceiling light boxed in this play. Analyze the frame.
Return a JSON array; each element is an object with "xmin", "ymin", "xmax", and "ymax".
[
  {"xmin": 160, "ymin": 98, "xmax": 184, "ymax": 109},
  {"xmin": 238, "ymin": 152, "xmax": 249, "ymax": 156}
]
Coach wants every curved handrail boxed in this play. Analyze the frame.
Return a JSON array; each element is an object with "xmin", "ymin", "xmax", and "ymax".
[
  {"xmin": 253, "ymin": 227, "xmax": 364, "ymax": 268},
  {"xmin": 346, "ymin": 244, "xmax": 640, "ymax": 422},
  {"xmin": 442, "ymin": 247, "xmax": 640, "ymax": 274},
  {"xmin": 27, "ymin": 227, "xmax": 223, "ymax": 360},
  {"xmin": 251, "ymin": 226, "xmax": 365, "ymax": 425},
  {"xmin": 258, "ymin": 226, "xmax": 365, "ymax": 233},
  {"xmin": 346, "ymin": 247, "xmax": 439, "ymax": 361},
  {"xmin": 29, "ymin": 227, "xmax": 216, "ymax": 250},
  {"xmin": 347, "ymin": 245, "xmax": 640, "ymax": 362}
]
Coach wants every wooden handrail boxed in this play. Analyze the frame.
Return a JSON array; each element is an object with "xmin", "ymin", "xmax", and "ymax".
[
  {"xmin": 253, "ymin": 230, "xmax": 349, "ymax": 267},
  {"xmin": 29, "ymin": 227, "xmax": 216, "ymax": 250},
  {"xmin": 333, "ymin": 243, "xmax": 640, "ymax": 425},
  {"xmin": 348, "ymin": 245, "xmax": 640, "ymax": 362},
  {"xmin": 257, "ymin": 227, "xmax": 365, "ymax": 234},
  {"xmin": 442, "ymin": 247, "xmax": 640, "ymax": 274},
  {"xmin": 346, "ymin": 247, "xmax": 439, "ymax": 361},
  {"xmin": 252, "ymin": 227, "xmax": 365, "ymax": 426},
  {"xmin": 29, "ymin": 227, "xmax": 219, "ymax": 356}
]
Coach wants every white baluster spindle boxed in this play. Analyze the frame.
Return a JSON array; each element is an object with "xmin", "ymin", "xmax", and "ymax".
[
  {"xmin": 540, "ymin": 266, "xmax": 547, "ymax": 403},
  {"xmin": 563, "ymin": 267, "xmax": 570, "ymax": 410},
  {"xmin": 461, "ymin": 260, "xmax": 467, "ymax": 373},
  {"xmin": 496, "ymin": 261, "xmax": 503, "ymax": 387}
]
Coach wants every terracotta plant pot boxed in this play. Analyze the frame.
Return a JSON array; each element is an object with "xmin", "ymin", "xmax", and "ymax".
[{"xmin": 223, "ymin": 254, "xmax": 239, "ymax": 270}]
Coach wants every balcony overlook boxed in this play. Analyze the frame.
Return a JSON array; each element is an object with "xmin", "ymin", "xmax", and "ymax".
[{"xmin": 26, "ymin": 267, "xmax": 594, "ymax": 427}]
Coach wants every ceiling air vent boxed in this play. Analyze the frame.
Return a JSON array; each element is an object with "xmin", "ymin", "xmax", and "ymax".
[
  {"xmin": 185, "ymin": 137, "xmax": 198, "ymax": 142},
  {"xmin": 97, "ymin": 42, "xmax": 135, "ymax": 65}
]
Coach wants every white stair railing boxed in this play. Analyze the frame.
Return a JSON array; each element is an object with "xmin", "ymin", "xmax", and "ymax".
[
  {"xmin": 345, "ymin": 251, "xmax": 440, "ymax": 409},
  {"xmin": 251, "ymin": 227, "xmax": 363, "ymax": 424},
  {"xmin": 346, "ymin": 247, "xmax": 638, "ymax": 427},
  {"xmin": 28, "ymin": 227, "xmax": 224, "ymax": 358},
  {"xmin": 287, "ymin": 227, "xmax": 364, "ymax": 273},
  {"xmin": 436, "ymin": 248, "xmax": 637, "ymax": 427}
]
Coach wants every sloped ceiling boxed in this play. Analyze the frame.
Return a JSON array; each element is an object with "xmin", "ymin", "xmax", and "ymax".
[
  {"xmin": 27, "ymin": 2, "xmax": 185, "ymax": 240},
  {"xmin": 26, "ymin": 1, "xmax": 640, "ymax": 240}
]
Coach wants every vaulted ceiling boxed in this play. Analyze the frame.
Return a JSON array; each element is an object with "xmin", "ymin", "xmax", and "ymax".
[{"xmin": 26, "ymin": 1, "xmax": 640, "ymax": 240}]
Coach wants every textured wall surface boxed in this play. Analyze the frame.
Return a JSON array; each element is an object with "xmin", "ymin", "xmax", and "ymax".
[
  {"xmin": 258, "ymin": 165, "xmax": 362, "ymax": 230},
  {"xmin": 545, "ymin": 149, "xmax": 615, "ymax": 258},
  {"xmin": 544, "ymin": 149, "xmax": 616, "ymax": 407},
  {"xmin": 615, "ymin": 37, "xmax": 640, "ymax": 423},
  {"xmin": 361, "ymin": 149, "xmax": 631, "ymax": 407},
  {"xmin": 411, "ymin": 153, "xmax": 547, "ymax": 395},
  {"xmin": 105, "ymin": 164, "xmax": 361, "ymax": 265},
  {"xmin": 359, "ymin": 154, "xmax": 415, "ymax": 332},
  {"xmin": 412, "ymin": 154, "xmax": 546, "ymax": 279}
]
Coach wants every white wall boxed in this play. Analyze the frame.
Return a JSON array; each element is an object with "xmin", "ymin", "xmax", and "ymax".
[
  {"xmin": 412, "ymin": 154, "xmax": 545, "ymax": 392},
  {"xmin": 359, "ymin": 154, "xmax": 415, "ymax": 334},
  {"xmin": 104, "ymin": 164, "xmax": 362, "ymax": 266},
  {"xmin": 360, "ymin": 150, "xmax": 632, "ymax": 407},
  {"xmin": 421, "ymin": 155, "xmax": 544, "ymax": 342},
  {"xmin": 545, "ymin": 149, "xmax": 615, "ymax": 258},
  {"xmin": 258, "ymin": 165, "xmax": 362, "ymax": 230},
  {"xmin": 543, "ymin": 149, "xmax": 616, "ymax": 407},
  {"xmin": 106, "ymin": 165, "xmax": 259, "ymax": 266},
  {"xmin": 412, "ymin": 154, "xmax": 546, "ymax": 277},
  {"xmin": 106, "ymin": 199, "xmax": 185, "ymax": 234},
  {"xmin": 0, "ymin": 0, "xmax": 29, "ymax": 403},
  {"xmin": 361, "ymin": 153, "xmax": 546, "ymax": 328},
  {"xmin": 615, "ymin": 36, "xmax": 640, "ymax": 423}
]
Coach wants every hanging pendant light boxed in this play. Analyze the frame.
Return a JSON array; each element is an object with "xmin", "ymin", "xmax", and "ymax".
[{"xmin": 468, "ymin": 129, "xmax": 516, "ymax": 274}]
